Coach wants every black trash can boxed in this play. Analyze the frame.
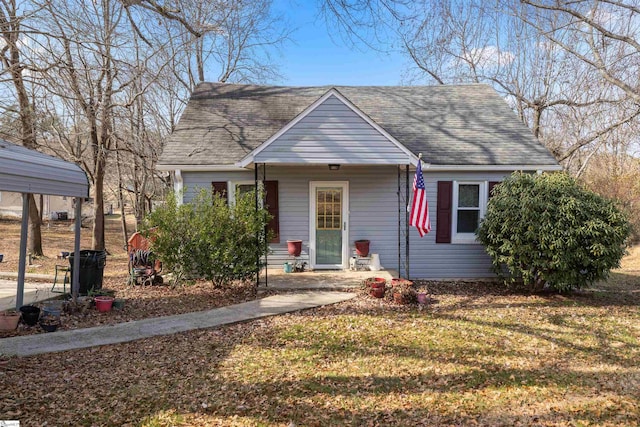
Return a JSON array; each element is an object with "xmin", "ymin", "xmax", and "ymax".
[{"xmin": 68, "ymin": 250, "xmax": 107, "ymax": 295}]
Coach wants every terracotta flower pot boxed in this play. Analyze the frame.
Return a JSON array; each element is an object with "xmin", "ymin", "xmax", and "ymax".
[
  {"xmin": 365, "ymin": 277, "xmax": 386, "ymax": 288},
  {"xmin": 355, "ymin": 240, "xmax": 370, "ymax": 257},
  {"xmin": 0, "ymin": 313, "xmax": 20, "ymax": 330},
  {"xmin": 94, "ymin": 296, "xmax": 114, "ymax": 312},
  {"xmin": 287, "ymin": 240, "xmax": 302, "ymax": 257},
  {"xmin": 370, "ymin": 287, "xmax": 386, "ymax": 298}
]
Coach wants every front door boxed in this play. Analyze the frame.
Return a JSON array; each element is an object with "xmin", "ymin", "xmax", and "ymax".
[{"xmin": 310, "ymin": 181, "xmax": 349, "ymax": 269}]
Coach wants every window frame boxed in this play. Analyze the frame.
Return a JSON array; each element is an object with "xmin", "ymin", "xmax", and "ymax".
[
  {"xmin": 228, "ymin": 180, "xmax": 264, "ymax": 207},
  {"xmin": 451, "ymin": 181, "xmax": 487, "ymax": 244}
]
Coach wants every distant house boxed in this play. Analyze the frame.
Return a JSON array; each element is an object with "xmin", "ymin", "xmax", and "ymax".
[
  {"xmin": 157, "ymin": 83, "xmax": 561, "ymax": 279},
  {"xmin": 0, "ymin": 191, "xmax": 74, "ymax": 219}
]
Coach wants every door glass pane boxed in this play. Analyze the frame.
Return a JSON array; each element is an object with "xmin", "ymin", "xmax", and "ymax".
[{"xmin": 459, "ymin": 184, "xmax": 480, "ymax": 208}]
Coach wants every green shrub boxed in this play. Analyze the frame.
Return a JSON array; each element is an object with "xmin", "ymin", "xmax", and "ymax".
[
  {"xmin": 142, "ymin": 188, "xmax": 272, "ymax": 287},
  {"xmin": 477, "ymin": 172, "xmax": 630, "ymax": 292}
]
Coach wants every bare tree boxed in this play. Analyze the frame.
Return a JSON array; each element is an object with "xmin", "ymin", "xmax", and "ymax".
[{"xmin": 0, "ymin": 0, "xmax": 45, "ymax": 256}]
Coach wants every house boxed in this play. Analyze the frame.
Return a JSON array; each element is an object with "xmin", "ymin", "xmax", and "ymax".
[
  {"xmin": 0, "ymin": 191, "xmax": 75, "ymax": 219},
  {"xmin": 157, "ymin": 83, "xmax": 561, "ymax": 279}
]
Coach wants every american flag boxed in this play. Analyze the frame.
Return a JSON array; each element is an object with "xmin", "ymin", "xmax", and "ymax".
[{"xmin": 410, "ymin": 159, "xmax": 431, "ymax": 237}]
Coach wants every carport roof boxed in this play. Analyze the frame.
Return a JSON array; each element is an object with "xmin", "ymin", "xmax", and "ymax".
[{"xmin": 0, "ymin": 139, "xmax": 89, "ymax": 197}]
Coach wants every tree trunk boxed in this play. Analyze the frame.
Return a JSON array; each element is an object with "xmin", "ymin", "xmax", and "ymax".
[
  {"xmin": 92, "ymin": 156, "xmax": 106, "ymax": 251},
  {"xmin": 27, "ymin": 194, "xmax": 43, "ymax": 256},
  {"xmin": 115, "ymin": 143, "xmax": 129, "ymax": 249}
]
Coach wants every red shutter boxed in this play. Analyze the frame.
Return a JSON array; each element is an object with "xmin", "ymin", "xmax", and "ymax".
[
  {"xmin": 436, "ymin": 181, "xmax": 453, "ymax": 243},
  {"xmin": 488, "ymin": 181, "xmax": 500, "ymax": 198},
  {"xmin": 211, "ymin": 182, "xmax": 228, "ymax": 203},
  {"xmin": 264, "ymin": 180, "xmax": 279, "ymax": 243}
]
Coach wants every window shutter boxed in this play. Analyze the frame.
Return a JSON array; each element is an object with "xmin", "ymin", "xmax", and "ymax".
[
  {"xmin": 264, "ymin": 180, "xmax": 280, "ymax": 243},
  {"xmin": 488, "ymin": 181, "xmax": 500, "ymax": 199},
  {"xmin": 211, "ymin": 181, "xmax": 228, "ymax": 203},
  {"xmin": 436, "ymin": 181, "xmax": 453, "ymax": 243}
]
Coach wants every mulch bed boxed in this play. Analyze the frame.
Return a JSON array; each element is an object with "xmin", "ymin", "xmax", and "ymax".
[{"xmin": 1, "ymin": 276, "xmax": 275, "ymax": 338}]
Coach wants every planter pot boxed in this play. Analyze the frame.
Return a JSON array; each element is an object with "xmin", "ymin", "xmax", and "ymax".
[
  {"xmin": 287, "ymin": 240, "xmax": 302, "ymax": 257},
  {"xmin": 417, "ymin": 292, "xmax": 429, "ymax": 305},
  {"xmin": 365, "ymin": 277, "xmax": 386, "ymax": 288},
  {"xmin": 19, "ymin": 305, "xmax": 41, "ymax": 326},
  {"xmin": 43, "ymin": 306, "xmax": 62, "ymax": 320},
  {"xmin": 113, "ymin": 298, "xmax": 125, "ymax": 310},
  {"xmin": 393, "ymin": 293, "xmax": 408, "ymax": 304},
  {"xmin": 355, "ymin": 240, "xmax": 370, "ymax": 257},
  {"xmin": 39, "ymin": 320, "xmax": 59, "ymax": 332},
  {"xmin": 0, "ymin": 313, "xmax": 21, "ymax": 330},
  {"xmin": 370, "ymin": 287, "xmax": 386, "ymax": 298},
  {"xmin": 94, "ymin": 296, "xmax": 114, "ymax": 312},
  {"xmin": 283, "ymin": 262, "xmax": 293, "ymax": 274}
]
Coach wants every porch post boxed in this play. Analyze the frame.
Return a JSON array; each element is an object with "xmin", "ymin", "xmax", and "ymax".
[
  {"xmin": 263, "ymin": 163, "xmax": 268, "ymax": 287},
  {"xmin": 405, "ymin": 165, "xmax": 410, "ymax": 280},
  {"xmin": 15, "ymin": 193, "xmax": 29, "ymax": 309},
  {"xmin": 255, "ymin": 165, "xmax": 259, "ymax": 288},
  {"xmin": 397, "ymin": 166, "xmax": 401, "ymax": 275}
]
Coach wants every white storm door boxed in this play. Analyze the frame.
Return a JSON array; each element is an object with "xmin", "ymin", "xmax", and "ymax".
[{"xmin": 310, "ymin": 181, "xmax": 349, "ymax": 269}]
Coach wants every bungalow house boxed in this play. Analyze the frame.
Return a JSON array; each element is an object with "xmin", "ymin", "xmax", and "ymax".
[{"xmin": 157, "ymin": 83, "xmax": 561, "ymax": 279}]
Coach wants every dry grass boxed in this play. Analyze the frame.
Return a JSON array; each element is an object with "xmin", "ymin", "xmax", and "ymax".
[
  {"xmin": 0, "ymin": 214, "xmax": 130, "ymax": 276},
  {"xmin": 1, "ymin": 247, "xmax": 639, "ymax": 425}
]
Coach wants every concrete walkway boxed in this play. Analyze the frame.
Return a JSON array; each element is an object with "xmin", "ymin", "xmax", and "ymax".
[{"xmin": 0, "ymin": 291, "xmax": 357, "ymax": 357}]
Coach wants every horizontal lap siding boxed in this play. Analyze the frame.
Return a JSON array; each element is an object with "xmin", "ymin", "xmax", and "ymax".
[
  {"xmin": 183, "ymin": 167, "xmax": 399, "ymax": 270},
  {"xmin": 408, "ymin": 171, "xmax": 510, "ymax": 279},
  {"xmin": 255, "ymin": 95, "xmax": 409, "ymax": 164},
  {"xmin": 181, "ymin": 169, "xmax": 514, "ymax": 279}
]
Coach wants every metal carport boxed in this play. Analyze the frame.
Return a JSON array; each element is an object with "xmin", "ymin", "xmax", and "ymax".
[{"xmin": 0, "ymin": 139, "xmax": 89, "ymax": 308}]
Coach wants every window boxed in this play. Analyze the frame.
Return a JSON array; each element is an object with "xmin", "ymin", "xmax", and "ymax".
[
  {"xmin": 451, "ymin": 181, "xmax": 486, "ymax": 244},
  {"xmin": 212, "ymin": 180, "xmax": 280, "ymax": 243}
]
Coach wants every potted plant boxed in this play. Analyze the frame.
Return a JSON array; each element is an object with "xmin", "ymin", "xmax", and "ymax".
[
  {"xmin": 391, "ymin": 281, "xmax": 416, "ymax": 304},
  {"xmin": 0, "ymin": 309, "xmax": 21, "ymax": 330},
  {"xmin": 364, "ymin": 277, "xmax": 386, "ymax": 298},
  {"xmin": 39, "ymin": 314, "xmax": 60, "ymax": 332}
]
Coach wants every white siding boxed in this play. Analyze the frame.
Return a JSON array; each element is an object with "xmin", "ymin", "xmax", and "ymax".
[
  {"xmin": 254, "ymin": 95, "xmax": 411, "ymax": 165},
  {"xmin": 182, "ymin": 167, "xmax": 512, "ymax": 279}
]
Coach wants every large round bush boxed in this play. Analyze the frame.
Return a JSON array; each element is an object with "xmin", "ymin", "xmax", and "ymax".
[{"xmin": 477, "ymin": 172, "xmax": 630, "ymax": 292}]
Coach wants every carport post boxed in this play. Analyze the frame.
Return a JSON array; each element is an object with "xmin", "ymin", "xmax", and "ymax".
[
  {"xmin": 71, "ymin": 197, "xmax": 82, "ymax": 300},
  {"xmin": 15, "ymin": 193, "xmax": 30, "ymax": 309}
]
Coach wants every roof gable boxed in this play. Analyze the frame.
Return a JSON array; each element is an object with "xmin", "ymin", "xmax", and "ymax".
[{"xmin": 239, "ymin": 89, "xmax": 416, "ymax": 166}]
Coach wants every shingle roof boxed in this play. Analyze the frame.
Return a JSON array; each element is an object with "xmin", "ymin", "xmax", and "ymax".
[{"xmin": 158, "ymin": 83, "xmax": 559, "ymax": 167}]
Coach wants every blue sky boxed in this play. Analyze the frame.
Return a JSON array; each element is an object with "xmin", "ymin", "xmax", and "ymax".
[{"xmin": 272, "ymin": 0, "xmax": 409, "ymax": 86}]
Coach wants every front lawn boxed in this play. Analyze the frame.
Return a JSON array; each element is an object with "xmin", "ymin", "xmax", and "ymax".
[{"xmin": 2, "ymin": 258, "xmax": 639, "ymax": 425}]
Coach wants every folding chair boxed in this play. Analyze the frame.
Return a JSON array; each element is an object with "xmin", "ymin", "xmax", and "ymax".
[{"xmin": 52, "ymin": 264, "xmax": 70, "ymax": 293}]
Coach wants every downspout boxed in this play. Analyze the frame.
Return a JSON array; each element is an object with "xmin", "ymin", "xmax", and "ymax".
[
  {"xmin": 174, "ymin": 169, "xmax": 183, "ymax": 206},
  {"xmin": 15, "ymin": 193, "xmax": 29, "ymax": 309}
]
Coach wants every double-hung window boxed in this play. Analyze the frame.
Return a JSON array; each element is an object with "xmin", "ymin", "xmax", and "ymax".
[{"xmin": 451, "ymin": 181, "xmax": 486, "ymax": 244}]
